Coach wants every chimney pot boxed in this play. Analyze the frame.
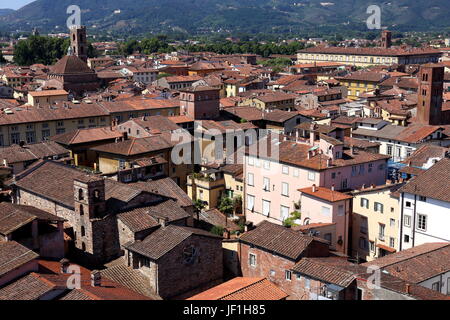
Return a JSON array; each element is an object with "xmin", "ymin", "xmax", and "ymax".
[{"xmin": 312, "ymin": 184, "xmax": 317, "ymax": 192}]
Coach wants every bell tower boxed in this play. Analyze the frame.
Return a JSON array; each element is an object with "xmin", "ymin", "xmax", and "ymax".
[
  {"xmin": 70, "ymin": 25, "xmax": 88, "ymax": 63},
  {"xmin": 417, "ymin": 64, "xmax": 444, "ymax": 125}
]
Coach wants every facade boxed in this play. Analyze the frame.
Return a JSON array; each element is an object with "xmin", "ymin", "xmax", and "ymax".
[
  {"xmin": 398, "ymin": 158, "xmax": 450, "ymax": 250},
  {"xmin": 244, "ymin": 136, "xmax": 389, "ymax": 226},
  {"xmin": 297, "ymin": 46, "xmax": 441, "ymax": 68},
  {"xmin": 179, "ymin": 86, "xmax": 220, "ymax": 120},
  {"xmin": 350, "ymin": 183, "xmax": 404, "ymax": 262},
  {"xmin": 27, "ymin": 90, "xmax": 69, "ymax": 106}
]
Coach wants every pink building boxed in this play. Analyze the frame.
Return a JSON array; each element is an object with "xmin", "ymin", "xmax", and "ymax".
[
  {"xmin": 298, "ymin": 186, "xmax": 352, "ymax": 254},
  {"xmin": 179, "ymin": 86, "xmax": 220, "ymax": 120},
  {"xmin": 244, "ymin": 135, "xmax": 389, "ymax": 228}
]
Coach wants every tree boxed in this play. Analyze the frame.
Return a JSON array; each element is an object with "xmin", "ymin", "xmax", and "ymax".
[
  {"xmin": 283, "ymin": 211, "xmax": 302, "ymax": 228},
  {"xmin": 218, "ymin": 197, "xmax": 234, "ymax": 217},
  {"xmin": 210, "ymin": 225, "xmax": 225, "ymax": 237},
  {"xmin": 232, "ymin": 195, "xmax": 243, "ymax": 215},
  {"xmin": 193, "ymin": 199, "xmax": 206, "ymax": 222}
]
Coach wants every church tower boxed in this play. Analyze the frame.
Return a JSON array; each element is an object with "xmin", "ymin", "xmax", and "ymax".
[
  {"xmin": 381, "ymin": 30, "xmax": 392, "ymax": 49},
  {"xmin": 417, "ymin": 64, "xmax": 444, "ymax": 126},
  {"xmin": 70, "ymin": 25, "xmax": 88, "ymax": 63}
]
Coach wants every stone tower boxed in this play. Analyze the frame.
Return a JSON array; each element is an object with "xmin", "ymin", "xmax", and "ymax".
[
  {"xmin": 73, "ymin": 176, "xmax": 106, "ymax": 256},
  {"xmin": 180, "ymin": 86, "xmax": 221, "ymax": 120},
  {"xmin": 70, "ymin": 25, "xmax": 88, "ymax": 63},
  {"xmin": 381, "ymin": 30, "xmax": 392, "ymax": 49},
  {"xmin": 417, "ymin": 64, "xmax": 444, "ymax": 126}
]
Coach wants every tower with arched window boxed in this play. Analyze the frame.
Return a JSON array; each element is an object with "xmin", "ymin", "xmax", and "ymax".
[{"xmin": 69, "ymin": 25, "xmax": 88, "ymax": 63}]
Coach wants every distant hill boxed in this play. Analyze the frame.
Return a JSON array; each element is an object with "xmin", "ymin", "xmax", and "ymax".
[
  {"xmin": 0, "ymin": 9, "xmax": 14, "ymax": 16},
  {"xmin": 1, "ymin": 0, "xmax": 450, "ymax": 36}
]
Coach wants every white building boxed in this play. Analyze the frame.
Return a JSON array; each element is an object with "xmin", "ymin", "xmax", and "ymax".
[{"xmin": 398, "ymin": 158, "xmax": 450, "ymax": 250}]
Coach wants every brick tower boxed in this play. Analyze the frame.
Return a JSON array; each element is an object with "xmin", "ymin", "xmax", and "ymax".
[
  {"xmin": 417, "ymin": 64, "xmax": 444, "ymax": 125},
  {"xmin": 70, "ymin": 25, "xmax": 88, "ymax": 63},
  {"xmin": 381, "ymin": 30, "xmax": 392, "ymax": 49}
]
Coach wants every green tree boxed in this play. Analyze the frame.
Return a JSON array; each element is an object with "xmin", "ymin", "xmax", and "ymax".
[
  {"xmin": 283, "ymin": 211, "xmax": 302, "ymax": 228},
  {"xmin": 210, "ymin": 225, "xmax": 225, "ymax": 236},
  {"xmin": 218, "ymin": 197, "xmax": 234, "ymax": 216}
]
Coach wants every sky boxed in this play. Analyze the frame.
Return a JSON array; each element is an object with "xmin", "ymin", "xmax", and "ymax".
[{"xmin": 0, "ymin": 0, "xmax": 34, "ymax": 10}]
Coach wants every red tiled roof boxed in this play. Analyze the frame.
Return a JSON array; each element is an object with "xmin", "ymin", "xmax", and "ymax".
[
  {"xmin": 299, "ymin": 186, "xmax": 352, "ymax": 202},
  {"xmin": 187, "ymin": 278, "xmax": 288, "ymax": 300}
]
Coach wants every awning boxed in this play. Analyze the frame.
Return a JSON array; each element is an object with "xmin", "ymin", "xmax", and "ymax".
[{"xmin": 376, "ymin": 243, "xmax": 396, "ymax": 253}]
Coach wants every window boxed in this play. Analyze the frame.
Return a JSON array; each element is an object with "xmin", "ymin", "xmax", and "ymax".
[
  {"xmin": 331, "ymin": 172, "xmax": 336, "ymax": 179},
  {"xmin": 293, "ymin": 169, "xmax": 299, "ymax": 177},
  {"xmin": 247, "ymin": 195, "xmax": 255, "ymax": 211},
  {"xmin": 262, "ymin": 177, "xmax": 270, "ymax": 191},
  {"xmin": 262, "ymin": 200, "xmax": 271, "ymax": 216},
  {"xmin": 405, "ymin": 201, "xmax": 412, "ymax": 208},
  {"xmin": 432, "ymin": 282, "xmax": 441, "ymax": 292},
  {"xmin": 369, "ymin": 241, "xmax": 375, "ymax": 252},
  {"xmin": 338, "ymin": 205, "xmax": 344, "ymax": 216},
  {"xmin": 281, "ymin": 206, "xmax": 290, "ymax": 221},
  {"xmin": 247, "ymin": 173, "xmax": 254, "ymax": 186},
  {"xmin": 379, "ymin": 224, "xmax": 385, "ymax": 241},
  {"xmin": 417, "ymin": 214, "xmax": 427, "ymax": 231},
  {"xmin": 404, "ymin": 235, "xmax": 410, "ymax": 243},
  {"xmin": 321, "ymin": 206, "xmax": 331, "ymax": 216},
  {"xmin": 81, "ymin": 226, "xmax": 85, "ymax": 237},
  {"xmin": 305, "ymin": 278, "xmax": 310, "ymax": 289},
  {"xmin": 249, "ymin": 253, "xmax": 256, "ymax": 267},
  {"xmin": 324, "ymin": 233, "xmax": 332, "ymax": 243},
  {"xmin": 404, "ymin": 215, "xmax": 411, "ymax": 227},
  {"xmin": 281, "ymin": 182, "xmax": 289, "ymax": 196},
  {"xmin": 285, "ymin": 270, "xmax": 292, "ymax": 281},
  {"xmin": 419, "ymin": 196, "xmax": 427, "ymax": 202},
  {"xmin": 248, "ymin": 156, "xmax": 254, "ymax": 166},
  {"xmin": 390, "ymin": 218, "xmax": 395, "ymax": 227},
  {"xmin": 270, "ymin": 270, "xmax": 276, "ymax": 277},
  {"xmin": 263, "ymin": 161, "xmax": 270, "ymax": 170},
  {"xmin": 42, "ymin": 130, "xmax": 51, "ymax": 139},
  {"xmin": 308, "ymin": 171, "xmax": 315, "ymax": 181},
  {"xmin": 11, "ymin": 133, "xmax": 20, "ymax": 145},
  {"xmin": 352, "ymin": 166, "xmax": 358, "ymax": 176},
  {"xmin": 374, "ymin": 202, "xmax": 384, "ymax": 213},
  {"xmin": 389, "ymin": 237, "xmax": 395, "ymax": 248},
  {"xmin": 282, "ymin": 165, "xmax": 289, "ymax": 175},
  {"xmin": 359, "ymin": 237, "xmax": 368, "ymax": 250},
  {"xmin": 360, "ymin": 198, "xmax": 369, "ymax": 209}
]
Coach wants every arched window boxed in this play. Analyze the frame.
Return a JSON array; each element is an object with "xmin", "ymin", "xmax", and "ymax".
[
  {"xmin": 81, "ymin": 226, "xmax": 85, "ymax": 237},
  {"xmin": 79, "ymin": 205, "xmax": 84, "ymax": 216},
  {"xmin": 78, "ymin": 189, "xmax": 84, "ymax": 201},
  {"xmin": 81, "ymin": 242, "xmax": 86, "ymax": 251}
]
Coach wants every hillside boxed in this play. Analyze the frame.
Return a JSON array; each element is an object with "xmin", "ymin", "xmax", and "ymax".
[
  {"xmin": 1, "ymin": 0, "xmax": 450, "ymax": 36},
  {"xmin": 0, "ymin": 9, "xmax": 14, "ymax": 16}
]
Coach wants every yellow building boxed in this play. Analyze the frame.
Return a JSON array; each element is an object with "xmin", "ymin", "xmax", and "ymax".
[
  {"xmin": 187, "ymin": 169, "xmax": 226, "ymax": 210},
  {"xmin": 27, "ymin": 90, "xmax": 69, "ymax": 106},
  {"xmin": 238, "ymin": 92, "xmax": 297, "ymax": 111},
  {"xmin": 297, "ymin": 46, "xmax": 441, "ymax": 68},
  {"xmin": 335, "ymin": 71, "xmax": 389, "ymax": 100},
  {"xmin": 0, "ymin": 98, "xmax": 181, "ymax": 147},
  {"xmin": 350, "ymin": 183, "xmax": 403, "ymax": 262}
]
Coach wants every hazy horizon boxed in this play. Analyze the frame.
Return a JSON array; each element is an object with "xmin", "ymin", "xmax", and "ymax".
[{"xmin": 0, "ymin": 0, "xmax": 34, "ymax": 10}]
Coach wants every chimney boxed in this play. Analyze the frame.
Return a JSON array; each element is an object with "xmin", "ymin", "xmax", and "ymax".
[
  {"xmin": 60, "ymin": 258, "xmax": 70, "ymax": 274},
  {"xmin": 91, "ymin": 270, "xmax": 101, "ymax": 287},
  {"xmin": 158, "ymin": 217, "xmax": 168, "ymax": 227},
  {"xmin": 405, "ymin": 284, "xmax": 411, "ymax": 294},
  {"xmin": 312, "ymin": 184, "xmax": 317, "ymax": 192},
  {"xmin": 331, "ymin": 184, "xmax": 335, "ymax": 191},
  {"xmin": 327, "ymin": 158, "xmax": 332, "ymax": 167}
]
